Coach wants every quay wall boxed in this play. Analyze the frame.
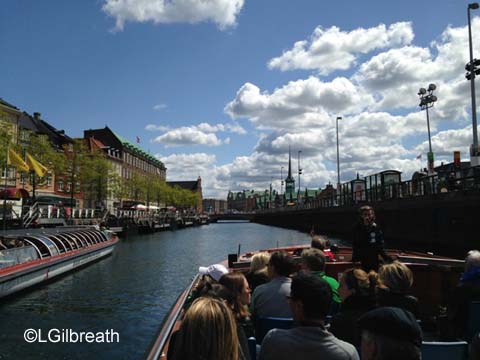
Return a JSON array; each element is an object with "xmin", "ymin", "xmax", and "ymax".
[{"xmin": 253, "ymin": 191, "xmax": 480, "ymax": 257}]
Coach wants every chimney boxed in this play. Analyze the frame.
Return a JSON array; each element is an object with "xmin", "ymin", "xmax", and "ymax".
[{"xmin": 33, "ymin": 112, "xmax": 41, "ymax": 120}]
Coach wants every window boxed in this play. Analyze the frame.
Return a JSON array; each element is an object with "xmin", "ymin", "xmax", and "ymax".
[
  {"xmin": 58, "ymin": 180, "xmax": 64, "ymax": 192},
  {"xmin": 47, "ymin": 175, "xmax": 52, "ymax": 186}
]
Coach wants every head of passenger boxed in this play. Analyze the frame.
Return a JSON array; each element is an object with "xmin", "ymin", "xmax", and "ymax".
[
  {"xmin": 300, "ymin": 248, "xmax": 326, "ymax": 273},
  {"xmin": 358, "ymin": 307, "xmax": 422, "ymax": 360},
  {"xmin": 338, "ymin": 268, "xmax": 376, "ymax": 302},
  {"xmin": 198, "ymin": 263, "xmax": 229, "ymax": 282},
  {"xmin": 311, "ymin": 235, "xmax": 330, "ymax": 251},
  {"xmin": 249, "ymin": 252, "xmax": 270, "ymax": 274},
  {"xmin": 288, "ymin": 273, "xmax": 332, "ymax": 323},
  {"xmin": 172, "ymin": 297, "xmax": 239, "ymax": 360},
  {"xmin": 378, "ymin": 261, "xmax": 413, "ymax": 294},
  {"xmin": 219, "ymin": 272, "xmax": 251, "ymax": 319},
  {"xmin": 359, "ymin": 205, "xmax": 375, "ymax": 226},
  {"xmin": 268, "ymin": 250, "xmax": 296, "ymax": 278}
]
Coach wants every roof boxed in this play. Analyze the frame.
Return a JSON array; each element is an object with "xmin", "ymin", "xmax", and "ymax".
[
  {"xmin": 167, "ymin": 180, "xmax": 200, "ymax": 191},
  {"xmin": 112, "ymin": 130, "xmax": 165, "ymax": 169},
  {"xmin": 0, "ymin": 98, "xmax": 19, "ymax": 111},
  {"xmin": 18, "ymin": 112, "xmax": 73, "ymax": 146}
]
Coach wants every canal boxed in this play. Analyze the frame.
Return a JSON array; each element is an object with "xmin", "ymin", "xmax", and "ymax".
[{"xmin": 0, "ymin": 222, "xmax": 319, "ymax": 359}]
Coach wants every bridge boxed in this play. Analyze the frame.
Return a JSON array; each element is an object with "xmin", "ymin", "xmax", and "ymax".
[{"xmin": 208, "ymin": 213, "xmax": 255, "ymax": 222}]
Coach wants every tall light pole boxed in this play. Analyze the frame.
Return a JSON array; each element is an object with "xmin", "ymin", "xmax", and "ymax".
[
  {"xmin": 418, "ymin": 84, "xmax": 438, "ymax": 174},
  {"xmin": 336, "ymin": 117, "xmax": 342, "ymax": 189},
  {"xmin": 280, "ymin": 166, "xmax": 284, "ymax": 201},
  {"xmin": 298, "ymin": 150, "xmax": 302, "ymax": 203},
  {"xmin": 467, "ymin": 3, "xmax": 480, "ymax": 165}
]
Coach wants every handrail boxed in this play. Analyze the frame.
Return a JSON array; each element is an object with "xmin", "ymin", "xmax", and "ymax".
[{"xmin": 144, "ymin": 274, "xmax": 200, "ymax": 360}]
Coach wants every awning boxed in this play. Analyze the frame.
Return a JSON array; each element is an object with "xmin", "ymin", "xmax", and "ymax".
[{"xmin": 0, "ymin": 188, "xmax": 29, "ymax": 200}]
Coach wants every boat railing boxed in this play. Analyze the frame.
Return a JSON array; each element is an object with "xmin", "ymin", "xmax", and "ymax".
[
  {"xmin": 0, "ymin": 246, "xmax": 39, "ymax": 270},
  {"xmin": 144, "ymin": 274, "xmax": 200, "ymax": 360}
]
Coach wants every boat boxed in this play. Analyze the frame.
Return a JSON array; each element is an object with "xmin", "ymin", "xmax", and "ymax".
[
  {"xmin": 144, "ymin": 244, "xmax": 465, "ymax": 360},
  {"xmin": 0, "ymin": 228, "xmax": 119, "ymax": 298}
]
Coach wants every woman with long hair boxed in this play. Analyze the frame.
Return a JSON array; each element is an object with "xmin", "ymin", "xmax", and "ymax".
[
  {"xmin": 219, "ymin": 272, "xmax": 253, "ymax": 360},
  {"xmin": 330, "ymin": 268, "xmax": 377, "ymax": 347},
  {"xmin": 171, "ymin": 297, "xmax": 240, "ymax": 360}
]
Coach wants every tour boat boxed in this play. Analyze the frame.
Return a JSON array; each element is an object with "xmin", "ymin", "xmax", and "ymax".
[
  {"xmin": 144, "ymin": 244, "xmax": 465, "ymax": 360},
  {"xmin": 0, "ymin": 228, "xmax": 119, "ymax": 298}
]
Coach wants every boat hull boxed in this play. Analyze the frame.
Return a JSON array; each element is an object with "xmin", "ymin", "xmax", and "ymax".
[{"xmin": 0, "ymin": 238, "xmax": 118, "ymax": 298}]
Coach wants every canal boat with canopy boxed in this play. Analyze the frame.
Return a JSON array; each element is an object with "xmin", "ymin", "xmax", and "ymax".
[
  {"xmin": 144, "ymin": 244, "xmax": 465, "ymax": 360},
  {"xmin": 0, "ymin": 228, "xmax": 119, "ymax": 298}
]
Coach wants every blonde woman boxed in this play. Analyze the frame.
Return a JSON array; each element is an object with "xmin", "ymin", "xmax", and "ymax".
[
  {"xmin": 377, "ymin": 261, "xmax": 418, "ymax": 317},
  {"xmin": 171, "ymin": 297, "xmax": 240, "ymax": 360},
  {"xmin": 246, "ymin": 252, "xmax": 270, "ymax": 292}
]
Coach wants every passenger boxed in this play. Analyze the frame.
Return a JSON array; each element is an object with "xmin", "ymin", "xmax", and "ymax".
[
  {"xmin": 219, "ymin": 272, "xmax": 253, "ymax": 360},
  {"xmin": 259, "ymin": 273, "xmax": 359, "ymax": 360},
  {"xmin": 300, "ymin": 248, "xmax": 341, "ymax": 306},
  {"xmin": 311, "ymin": 235, "xmax": 335, "ymax": 261},
  {"xmin": 245, "ymin": 252, "xmax": 270, "ymax": 292},
  {"xmin": 377, "ymin": 261, "xmax": 418, "ymax": 317},
  {"xmin": 358, "ymin": 307, "xmax": 422, "ymax": 360},
  {"xmin": 352, "ymin": 205, "xmax": 392, "ymax": 271},
  {"xmin": 184, "ymin": 264, "xmax": 229, "ymax": 309},
  {"xmin": 170, "ymin": 297, "xmax": 240, "ymax": 360},
  {"xmin": 445, "ymin": 250, "xmax": 480, "ymax": 340},
  {"xmin": 330, "ymin": 268, "xmax": 377, "ymax": 347},
  {"xmin": 250, "ymin": 250, "xmax": 296, "ymax": 320}
]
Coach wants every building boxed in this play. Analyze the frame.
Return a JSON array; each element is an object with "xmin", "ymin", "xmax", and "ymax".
[
  {"xmin": 84, "ymin": 127, "xmax": 166, "ymax": 210},
  {"xmin": 166, "ymin": 177, "xmax": 203, "ymax": 212},
  {"xmin": 202, "ymin": 198, "xmax": 227, "ymax": 214}
]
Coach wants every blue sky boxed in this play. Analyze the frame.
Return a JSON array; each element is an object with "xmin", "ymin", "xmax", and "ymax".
[{"xmin": 1, "ymin": 0, "xmax": 479, "ymax": 197}]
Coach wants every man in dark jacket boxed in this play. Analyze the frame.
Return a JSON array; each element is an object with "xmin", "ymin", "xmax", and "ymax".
[{"xmin": 351, "ymin": 206, "xmax": 392, "ymax": 271}]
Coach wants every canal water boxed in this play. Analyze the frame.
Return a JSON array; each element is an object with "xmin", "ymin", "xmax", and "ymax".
[{"xmin": 0, "ymin": 222, "xmax": 326, "ymax": 360}]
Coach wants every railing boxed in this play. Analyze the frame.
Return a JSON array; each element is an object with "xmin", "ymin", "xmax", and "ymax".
[{"xmin": 255, "ymin": 165, "xmax": 480, "ymax": 213}]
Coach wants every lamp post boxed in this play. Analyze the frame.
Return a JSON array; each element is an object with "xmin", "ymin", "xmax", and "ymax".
[
  {"xmin": 336, "ymin": 117, "xmax": 342, "ymax": 189},
  {"xmin": 467, "ymin": 3, "xmax": 480, "ymax": 165},
  {"xmin": 418, "ymin": 84, "xmax": 438, "ymax": 174},
  {"xmin": 280, "ymin": 166, "xmax": 284, "ymax": 206},
  {"xmin": 297, "ymin": 150, "xmax": 302, "ymax": 203}
]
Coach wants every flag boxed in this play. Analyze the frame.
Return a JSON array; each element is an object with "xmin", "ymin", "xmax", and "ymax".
[
  {"xmin": 26, "ymin": 153, "xmax": 48, "ymax": 177},
  {"xmin": 416, "ymin": 153, "xmax": 422, "ymax": 159},
  {"xmin": 136, "ymin": 136, "xmax": 140, "ymax": 144},
  {"xmin": 7, "ymin": 148, "xmax": 29, "ymax": 172}
]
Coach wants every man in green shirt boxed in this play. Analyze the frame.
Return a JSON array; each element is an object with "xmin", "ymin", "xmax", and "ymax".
[{"xmin": 300, "ymin": 248, "xmax": 341, "ymax": 305}]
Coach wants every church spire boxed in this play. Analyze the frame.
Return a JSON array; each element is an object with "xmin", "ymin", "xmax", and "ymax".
[{"xmin": 287, "ymin": 145, "xmax": 293, "ymax": 179}]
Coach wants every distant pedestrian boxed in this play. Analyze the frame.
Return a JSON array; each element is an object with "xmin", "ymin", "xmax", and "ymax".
[{"xmin": 352, "ymin": 206, "xmax": 392, "ymax": 271}]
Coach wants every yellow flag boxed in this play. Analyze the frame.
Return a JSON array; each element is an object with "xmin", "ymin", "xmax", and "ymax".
[
  {"xmin": 7, "ymin": 148, "xmax": 29, "ymax": 172},
  {"xmin": 26, "ymin": 153, "xmax": 48, "ymax": 177}
]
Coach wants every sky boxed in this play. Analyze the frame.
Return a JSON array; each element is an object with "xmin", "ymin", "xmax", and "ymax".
[{"xmin": 1, "ymin": 0, "xmax": 480, "ymax": 198}]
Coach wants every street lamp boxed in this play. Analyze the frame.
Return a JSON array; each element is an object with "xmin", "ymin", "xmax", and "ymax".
[
  {"xmin": 467, "ymin": 2, "xmax": 480, "ymax": 165},
  {"xmin": 297, "ymin": 150, "xmax": 302, "ymax": 202},
  {"xmin": 418, "ymin": 84, "xmax": 438, "ymax": 174},
  {"xmin": 280, "ymin": 166, "xmax": 284, "ymax": 203},
  {"xmin": 336, "ymin": 116, "xmax": 342, "ymax": 189}
]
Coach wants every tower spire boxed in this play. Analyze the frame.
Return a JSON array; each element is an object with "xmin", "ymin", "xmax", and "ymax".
[{"xmin": 287, "ymin": 145, "xmax": 292, "ymax": 179}]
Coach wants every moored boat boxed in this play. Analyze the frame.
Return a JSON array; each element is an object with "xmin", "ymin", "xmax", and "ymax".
[
  {"xmin": 0, "ymin": 228, "xmax": 119, "ymax": 298},
  {"xmin": 145, "ymin": 244, "xmax": 465, "ymax": 360}
]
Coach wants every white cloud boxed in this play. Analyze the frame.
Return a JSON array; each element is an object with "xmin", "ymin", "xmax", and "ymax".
[
  {"xmin": 153, "ymin": 103, "xmax": 167, "ymax": 111},
  {"xmin": 102, "ymin": 0, "xmax": 245, "ymax": 31},
  {"xmin": 153, "ymin": 127, "xmax": 225, "ymax": 147},
  {"xmin": 268, "ymin": 22, "xmax": 414, "ymax": 75},
  {"xmin": 225, "ymin": 77, "xmax": 374, "ymax": 130},
  {"xmin": 159, "ymin": 153, "xmax": 216, "ymax": 179}
]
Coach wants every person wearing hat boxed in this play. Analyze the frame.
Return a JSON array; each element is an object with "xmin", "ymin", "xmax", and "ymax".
[
  {"xmin": 358, "ymin": 307, "xmax": 422, "ymax": 360},
  {"xmin": 198, "ymin": 263, "xmax": 229, "ymax": 281},
  {"xmin": 259, "ymin": 273, "xmax": 359, "ymax": 360}
]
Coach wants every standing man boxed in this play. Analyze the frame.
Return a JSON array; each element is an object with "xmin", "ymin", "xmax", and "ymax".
[{"xmin": 352, "ymin": 205, "xmax": 392, "ymax": 271}]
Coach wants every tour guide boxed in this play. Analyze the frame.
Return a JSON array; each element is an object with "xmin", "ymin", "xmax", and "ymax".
[{"xmin": 352, "ymin": 205, "xmax": 392, "ymax": 271}]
